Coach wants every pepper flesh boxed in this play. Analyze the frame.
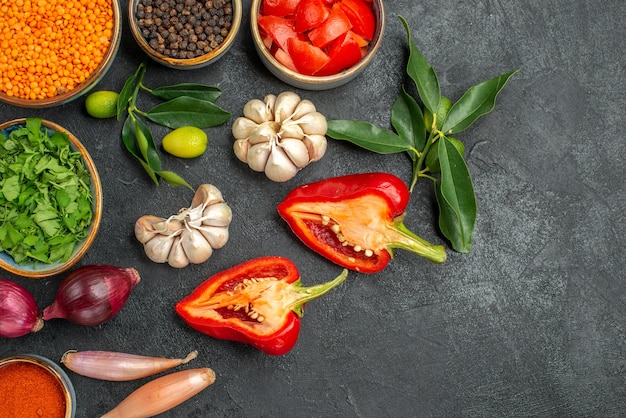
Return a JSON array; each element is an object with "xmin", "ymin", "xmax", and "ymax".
[
  {"xmin": 175, "ymin": 256, "xmax": 348, "ymax": 356},
  {"xmin": 277, "ymin": 172, "xmax": 446, "ymax": 273}
]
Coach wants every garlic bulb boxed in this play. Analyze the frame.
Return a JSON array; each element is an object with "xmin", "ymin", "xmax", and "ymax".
[
  {"xmin": 134, "ymin": 184, "xmax": 232, "ymax": 268},
  {"xmin": 232, "ymin": 91, "xmax": 328, "ymax": 182}
]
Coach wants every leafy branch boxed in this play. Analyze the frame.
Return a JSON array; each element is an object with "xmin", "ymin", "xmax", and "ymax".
[
  {"xmin": 326, "ymin": 16, "xmax": 517, "ymax": 253},
  {"xmin": 116, "ymin": 63, "xmax": 231, "ymax": 189}
]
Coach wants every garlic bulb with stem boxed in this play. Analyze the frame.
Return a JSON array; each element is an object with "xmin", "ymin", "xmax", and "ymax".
[
  {"xmin": 232, "ymin": 91, "xmax": 328, "ymax": 182},
  {"xmin": 135, "ymin": 184, "xmax": 232, "ymax": 268}
]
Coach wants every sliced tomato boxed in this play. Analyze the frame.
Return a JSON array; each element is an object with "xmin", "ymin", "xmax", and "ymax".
[
  {"xmin": 287, "ymin": 37, "xmax": 330, "ymax": 75},
  {"xmin": 307, "ymin": 5, "xmax": 352, "ymax": 48},
  {"xmin": 295, "ymin": 0, "xmax": 330, "ymax": 33},
  {"xmin": 274, "ymin": 47, "xmax": 298, "ymax": 72},
  {"xmin": 258, "ymin": 15, "xmax": 297, "ymax": 51},
  {"xmin": 315, "ymin": 31, "xmax": 362, "ymax": 76},
  {"xmin": 262, "ymin": 0, "xmax": 300, "ymax": 17},
  {"xmin": 339, "ymin": 0, "xmax": 375, "ymax": 40},
  {"xmin": 348, "ymin": 30, "xmax": 369, "ymax": 47}
]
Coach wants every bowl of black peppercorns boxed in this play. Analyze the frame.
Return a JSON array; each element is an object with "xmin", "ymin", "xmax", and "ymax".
[{"xmin": 129, "ymin": 0, "xmax": 242, "ymax": 70}]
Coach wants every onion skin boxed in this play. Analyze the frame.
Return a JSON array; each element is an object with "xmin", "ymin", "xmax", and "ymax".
[
  {"xmin": 61, "ymin": 350, "xmax": 198, "ymax": 381},
  {"xmin": 101, "ymin": 368, "xmax": 216, "ymax": 418},
  {"xmin": 0, "ymin": 279, "xmax": 44, "ymax": 338},
  {"xmin": 43, "ymin": 264, "xmax": 141, "ymax": 326}
]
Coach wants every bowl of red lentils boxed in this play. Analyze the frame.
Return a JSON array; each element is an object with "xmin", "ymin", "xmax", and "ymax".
[
  {"xmin": 0, "ymin": 0, "xmax": 122, "ymax": 108},
  {"xmin": 129, "ymin": 0, "xmax": 242, "ymax": 70}
]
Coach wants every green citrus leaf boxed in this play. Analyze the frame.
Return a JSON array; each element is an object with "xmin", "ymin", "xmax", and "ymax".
[
  {"xmin": 146, "ymin": 96, "xmax": 231, "ymax": 129},
  {"xmin": 327, "ymin": 120, "xmax": 412, "ymax": 154},
  {"xmin": 150, "ymin": 83, "xmax": 222, "ymax": 102},
  {"xmin": 435, "ymin": 136, "xmax": 476, "ymax": 252},
  {"xmin": 399, "ymin": 15, "xmax": 440, "ymax": 115},
  {"xmin": 442, "ymin": 70, "xmax": 518, "ymax": 134},
  {"xmin": 157, "ymin": 170, "xmax": 193, "ymax": 189},
  {"xmin": 117, "ymin": 63, "xmax": 145, "ymax": 120}
]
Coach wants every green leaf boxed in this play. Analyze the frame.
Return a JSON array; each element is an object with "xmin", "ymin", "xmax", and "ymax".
[
  {"xmin": 2, "ymin": 175, "xmax": 20, "ymax": 201},
  {"xmin": 150, "ymin": 83, "xmax": 222, "ymax": 102},
  {"xmin": 435, "ymin": 136, "xmax": 477, "ymax": 252},
  {"xmin": 122, "ymin": 116, "xmax": 162, "ymax": 172},
  {"xmin": 117, "ymin": 63, "xmax": 145, "ymax": 120},
  {"xmin": 121, "ymin": 116, "xmax": 161, "ymax": 185},
  {"xmin": 442, "ymin": 70, "xmax": 518, "ymax": 134},
  {"xmin": 399, "ymin": 15, "xmax": 440, "ymax": 115},
  {"xmin": 327, "ymin": 120, "xmax": 412, "ymax": 154},
  {"xmin": 146, "ymin": 97, "xmax": 231, "ymax": 129},
  {"xmin": 391, "ymin": 86, "xmax": 426, "ymax": 152},
  {"xmin": 157, "ymin": 171, "xmax": 193, "ymax": 190}
]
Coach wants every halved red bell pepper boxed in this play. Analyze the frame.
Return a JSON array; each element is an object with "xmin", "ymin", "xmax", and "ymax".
[
  {"xmin": 277, "ymin": 172, "xmax": 447, "ymax": 273},
  {"xmin": 175, "ymin": 256, "xmax": 348, "ymax": 356}
]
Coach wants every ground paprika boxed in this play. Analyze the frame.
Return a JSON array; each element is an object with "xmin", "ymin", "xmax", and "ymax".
[
  {"xmin": 0, "ymin": 359, "xmax": 67, "ymax": 417},
  {"xmin": 277, "ymin": 172, "xmax": 447, "ymax": 273}
]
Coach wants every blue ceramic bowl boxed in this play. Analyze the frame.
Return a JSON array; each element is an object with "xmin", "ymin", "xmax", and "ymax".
[
  {"xmin": 0, "ymin": 119, "xmax": 103, "ymax": 278},
  {"xmin": 0, "ymin": 354, "xmax": 77, "ymax": 418}
]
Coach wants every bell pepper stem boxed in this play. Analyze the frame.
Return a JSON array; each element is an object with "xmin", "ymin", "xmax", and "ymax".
[
  {"xmin": 391, "ymin": 220, "xmax": 447, "ymax": 264},
  {"xmin": 290, "ymin": 269, "xmax": 349, "ymax": 316}
]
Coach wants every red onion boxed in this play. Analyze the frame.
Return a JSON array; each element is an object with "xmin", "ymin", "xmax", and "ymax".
[
  {"xmin": 43, "ymin": 264, "xmax": 141, "ymax": 326},
  {"xmin": 0, "ymin": 279, "xmax": 44, "ymax": 338}
]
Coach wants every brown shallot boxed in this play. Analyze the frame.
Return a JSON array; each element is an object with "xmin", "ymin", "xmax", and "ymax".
[
  {"xmin": 101, "ymin": 368, "xmax": 216, "ymax": 418},
  {"xmin": 61, "ymin": 350, "xmax": 198, "ymax": 381}
]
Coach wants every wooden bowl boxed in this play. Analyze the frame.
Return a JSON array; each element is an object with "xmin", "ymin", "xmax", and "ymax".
[
  {"xmin": 0, "ymin": 119, "xmax": 103, "ymax": 278},
  {"xmin": 0, "ymin": 0, "xmax": 122, "ymax": 108},
  {"xmin": 128, "ymin": 0, "xmax": 242, "ymax": 70},
  {"xmin": 250, "ymin": 0, "xmax": 385, "ymax": 90}
]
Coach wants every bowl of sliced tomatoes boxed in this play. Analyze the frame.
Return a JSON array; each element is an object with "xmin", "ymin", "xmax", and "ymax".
[{"xmin": 251, "ymin": 0, "xmax": 385, "ymax": 90}]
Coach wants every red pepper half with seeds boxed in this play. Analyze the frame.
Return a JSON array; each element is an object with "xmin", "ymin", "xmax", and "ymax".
[
  {"xmin": 277, "ymin": 172, "xmax": 447, "ymax": 273},
  {"xmin": 175, "ymin": 256, "xmax": 348, "ymax": 356}
]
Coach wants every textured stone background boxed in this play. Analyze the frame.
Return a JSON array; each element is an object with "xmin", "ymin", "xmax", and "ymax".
[{"xmin": 1, "ymin": 0, "xmax": 624, "ymax": 416}]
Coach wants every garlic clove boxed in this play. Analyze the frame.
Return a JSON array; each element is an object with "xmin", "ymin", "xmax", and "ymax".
[
  {"xmin": 263, "ymin": 94, "xmax": 276, "ymax": 117},
  {"xmin": 233, "ymin": 139, "xmax": 250, "ymax": 163},
  {"xmin": 243, "ymin": 98, "xmax": 272, "ymax": 124},
  {"xmin": 265, "ymin": 146, "xmax": 299, "ymax": 182},
  {"xmin": 303, "ymin": 134, "xmax": 328, "ymax": 162},
  {"xmin": 144, "ymin": 234, "xmax": 177, "ymax": 264},
  {"xmin": 192, "ymin": 184, "xmax": 225, "ymax": 209},
  {"xmin": 168, "ymin": 235, "xmax": 190, "ymax": 269},
  {"xmin": 196, "ymin": 225, "xmax": 230, "ymax": 249},
  {"xmin": 200, "ymin": 203, "xmax": 232, "ymax": 227},
  {"xmin": 134, "ymin": 216, "xmax": 163, "ymax": 244},
  {"xmin": 279, "ymin": 138, "xmax": 311, "ymax": 168},
  {"xmin": 248, "ymin": 123, "xmax": 278, "ymax": 145},
  {"xmin": 273, "ymin": 91, "xmax": 301, "ymax": 123},
  {"xmin": 290, "ymin": 99, "xmax": 317, "ymax": 120},
  {"xmin": 247, "ymin": 143, "xmax": 272, "ymax": 172},
  {"xmin": 279, "ymin": 122, "xmax": 304, "ymax": 140},
  {"xmin": 293, "ymin": 112, "xmax": 328, "ymax": 136},
  {"xmin": 181, "ymin": 229, "xmax": 213, "ymax": 264},
  {"xmin": 231, "ymin": 117, "xmax": 258, "ymax": 140}
]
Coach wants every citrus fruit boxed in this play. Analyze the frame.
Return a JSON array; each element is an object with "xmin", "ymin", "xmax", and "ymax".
[
  {"xmin": 423, "ymin": 96, "xmax": 452, "ymax": 132},
  {"xmin": 425, "ymin": 136, "xmax": 464, "ymax": 173},
  {"xmin": 162, "ymin": 126, "xmax": 208, "ymax": 159},
  {"xmin": 85, "ymin": 90, "xmax": 119, "ymax": 119}
]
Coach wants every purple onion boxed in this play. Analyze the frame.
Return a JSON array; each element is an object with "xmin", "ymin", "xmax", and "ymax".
[{"xmin": 0, "ymin": 279, "xmax": 44, "ymax": 338}]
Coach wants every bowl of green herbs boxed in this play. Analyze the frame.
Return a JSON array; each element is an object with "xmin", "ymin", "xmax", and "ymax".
[{"xmin": 0, "ymin": 118, "xmax": 102, "ymax": 278}]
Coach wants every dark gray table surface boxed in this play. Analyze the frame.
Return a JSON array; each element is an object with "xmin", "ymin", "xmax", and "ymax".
[{"xmin": 1, "ymin": 1, "xmax": 624, "ymax": 416}]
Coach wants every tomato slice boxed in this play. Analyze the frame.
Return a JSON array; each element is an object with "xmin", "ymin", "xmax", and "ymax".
[
  {"xmin": 262, "ymin": 0, "xmax": 300, "ymax": 17},
  {"xmin": 339, "ymin": 0, "xmax": 375, "ymax": 40},
  {"xmin": 287, "ymin": 37, "xmax": 330, "ymax": 75},
  {"xmin": 307, "ymin": 5, "xmax": 352, "ymax": 48},
  {"xmin": 258, "ymin": 15, "xmax": 297, "ymax": 51},
  {"xmin": 295, "ymin": 0, "xmax": 330, "ymax": 33},
  {"xmin": 315, "ymin": 31, "xmax": 362, "ymax": 76},
  {"xmin": 274, "ymin": 47, "xmax": 298, "ymax": 72}
]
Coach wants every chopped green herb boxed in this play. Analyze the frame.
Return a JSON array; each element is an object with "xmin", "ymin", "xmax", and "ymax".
[{"xmin": 0, "ymin": 118, "xmax": 94, "ymax": 265}]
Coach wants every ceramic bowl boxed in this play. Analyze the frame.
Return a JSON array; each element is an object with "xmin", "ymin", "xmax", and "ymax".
[
  {"xmin": 250, "ymin": 0, "xmax": 385, "ymax": 90},
  {"xmin": 129, "ymin": 0, "xmax": 242, "ymax": 70},
  {"xmin": 0, "ymin": 119, "xmax": 103, "ymax": 278},
  {"xmin": 0, "ymin": 354, "xmax": 76, "ymax": 418},
  {"xmin": 0, "ymin": 0, "xmax": 121, "ymax": 108}
]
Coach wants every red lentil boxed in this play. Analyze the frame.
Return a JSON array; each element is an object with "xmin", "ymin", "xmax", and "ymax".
[{"xmin": 0, "ymin": 0, "xmax": 114, "ymax": 100}]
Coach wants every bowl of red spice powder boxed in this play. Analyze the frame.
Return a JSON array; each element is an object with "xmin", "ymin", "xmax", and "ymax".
[
  {"xmin": 0, "ymin": 354, "xmax": 76, "ymax": 418},
  {"xmin": 0, "ymin": 0, "xmax": 122, "ymax": 108},
  {"xmin": 128, "ymin": 0, "xmax": 242, "ymax": 70}
]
